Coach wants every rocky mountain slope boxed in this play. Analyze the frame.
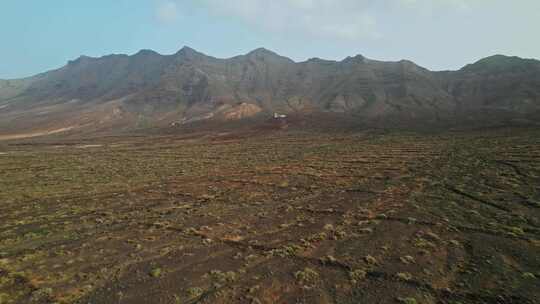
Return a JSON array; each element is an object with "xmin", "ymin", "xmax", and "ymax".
[{"xmin": 1, "ymin": 47, "xmax": 539, "ymax": 138}]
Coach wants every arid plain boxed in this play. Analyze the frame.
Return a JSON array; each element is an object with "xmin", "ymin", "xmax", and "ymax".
[{"xmin": 1, "ymin": 124, "xmax": 539, "ymax": 304}]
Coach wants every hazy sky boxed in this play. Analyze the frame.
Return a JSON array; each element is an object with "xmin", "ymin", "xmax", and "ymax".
[{"xmin": 1, "ymin": 0, "xmax": 539, "ymax": 78}]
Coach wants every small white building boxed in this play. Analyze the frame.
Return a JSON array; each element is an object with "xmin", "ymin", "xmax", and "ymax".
[{"xmin": 273, "ymin": 113, "xmax": 287, "ymax": 119}]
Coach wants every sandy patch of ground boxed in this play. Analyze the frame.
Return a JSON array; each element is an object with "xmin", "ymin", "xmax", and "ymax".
[
  {"xmin": 76, "ymin": 144, "xmax": 103, "ymax": 149},
  {"xmin": 0, "ymin": 126, "xmax": 76, "ymax": 141}
]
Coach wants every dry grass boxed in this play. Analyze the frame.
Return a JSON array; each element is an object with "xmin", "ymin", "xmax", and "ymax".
[{"xmin": 0, "ymin": 127, "xmax": 539, "ymax": 303}]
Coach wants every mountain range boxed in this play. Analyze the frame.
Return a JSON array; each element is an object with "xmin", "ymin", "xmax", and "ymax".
[{"xmin": 1, "ymin": 47, "xmax": 540, "ymax": 138}]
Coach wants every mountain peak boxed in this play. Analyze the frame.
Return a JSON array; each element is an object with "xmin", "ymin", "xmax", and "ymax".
[
  {"xmin": 176, "ymin": 46, "xmax": 198, "ymax": 55},
  {"xmin": 341, "ymin": 54, "xmax": 367, "ymax": 64},
  {"xmin": 244, "ymin": 48, "xmax": 295, "ymax": 64},
  {"xmin": 247, "ymin": 48, "xmax": 284, "ymax": 58},
  {"xmin": 173, "ymin": 46, "xmax": 206, "ymax": 61},
  {"xmin": 249, "ymin": 47, "xmax": 274, "ymax": 54},
  {"xmin": 134, "ymin": 49, "xmax": 160, "ymax": 57},
  {"xmin": 462, "ymin": 54, "xmax": 540, "ymax": 73},
  {"xmin": 473, "ymin": 54, "xmax": 525, "ymax": 65}
]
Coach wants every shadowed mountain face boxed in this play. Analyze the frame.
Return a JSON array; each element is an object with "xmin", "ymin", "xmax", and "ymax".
[{"xmin": 1, "ymin": 48, "xmax": 540, "ymax": 138}]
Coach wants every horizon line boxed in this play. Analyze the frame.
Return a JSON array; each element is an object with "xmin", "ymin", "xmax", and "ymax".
[{"xmin": 3, "ymin": 46, "xmax": 538, "ymax": 80}]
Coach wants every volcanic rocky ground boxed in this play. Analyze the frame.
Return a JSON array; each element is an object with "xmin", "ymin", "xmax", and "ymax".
[{"xmin": 0, "ymin": 125, "xmax": 539, "ymax": 304}]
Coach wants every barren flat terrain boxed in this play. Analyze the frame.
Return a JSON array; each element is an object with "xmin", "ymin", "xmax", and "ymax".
[{"xmin": 1, "ymin": 128, "xmax": 540, "ymax": 304}]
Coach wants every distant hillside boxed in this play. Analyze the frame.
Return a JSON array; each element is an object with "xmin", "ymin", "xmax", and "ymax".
[{"xmin": 1, "ymin": 47, "xmax": 540, "ymax": 138}]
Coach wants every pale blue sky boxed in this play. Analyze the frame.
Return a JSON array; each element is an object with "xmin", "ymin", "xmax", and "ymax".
[{"xmin": 1, "ymin": 0, "xmax": 539, "ymax": 78}]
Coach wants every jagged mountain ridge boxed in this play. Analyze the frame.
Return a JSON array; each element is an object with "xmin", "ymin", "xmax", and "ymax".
[{"xmin": 1, "ymin": 47, "xmax": 540, "ymax": 137}]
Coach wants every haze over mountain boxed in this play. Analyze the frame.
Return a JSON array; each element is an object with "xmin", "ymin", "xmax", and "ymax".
[{"xmin": 1, "ymin": 47, "xmax": 540, "ymax": 138}]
